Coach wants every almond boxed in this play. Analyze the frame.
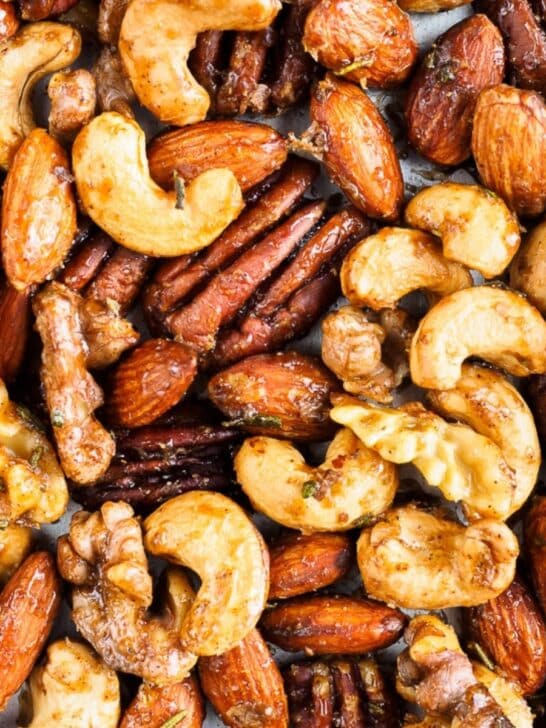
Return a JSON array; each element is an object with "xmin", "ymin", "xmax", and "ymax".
[
  {"xmin": 0, "ymin": 278, "xmax": 30, "ymax": 383},
  {"xmin": 472, "ymin": 84, "xmax": 546, "ymax": 216},
  {"xmin": 465, "ymin": 578, "xmax": 546, "ymax": 695},
  {"xmin": 120, "ymin": 675, "xmax": 205, "ymax": 728},
  {"xmin": 1, "ymin": 128, "xmax": 77, "ymax": 292},
  {"xmin": 208, "ymin": 351, "xmax": 340, "ymax": 441},
  {"xmin": 148, "ymin": 120, "xmax": 288, "ymax": 192},
  {"xmin": 269, "ymin": 532, "xmax": 352, "ymax": 600},
  {"xmin": 525, "ymin": 496, "xmax": 546, "ymax": 612},
  {"xmin": 0, "ymin": 551, "xmax": 61, "ymax": 709},
  {"xmin": 260, "ymin": 595, "xmax": 406, "ymax": 654},
  {"xmin": 199, "ymin": 628, "xmax": 289, "ymax": 728},
  {"xmin": 406, "ymin": 15, "xmax": 504, "ymax": 166},
  {"xmin": 105, "ymin": 338, "xmax": 198, "ymax": 428},
  {"xmin": 309, "ymin": 74, "xmax": 403, "ymax": 221},
  {"xmin": 303, "ymin": 0, "xmax": 418, "ymax": 88}
]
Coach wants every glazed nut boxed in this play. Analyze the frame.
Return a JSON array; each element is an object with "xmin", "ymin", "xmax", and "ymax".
[
  {"xmin": 208, "ymin": 352, "xmax": 339, "ymax": 441},
  {"xmin": 510, "ymin": 220, "xmax": 546, "ymax": 314},
  {"xmin": 72, "ymin": 112, "xmax": 244, "ymax": 257},
  {"xmin": 0, "ymin": 279, "xmax": 30, "ymax": 383},
  {"xmin": 47, "ymin": 69, "xmax": 96, "ymax": 141},
  {"xmin": 120, "ymin": 675, "xmax": 205, "ymax": 728}
]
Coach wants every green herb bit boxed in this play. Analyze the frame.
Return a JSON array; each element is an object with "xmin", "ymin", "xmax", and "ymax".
[
  {"xmin": 160, "ymin": 711, "xmax": 187, "ymax": 728},
  {"xmin": 173, "ymin": 171, "xmax": 185, "ymax": 210},
  {"xmin": 15, "ymin": 405, "xmax": 45, "ymax": 433},
  {"xmin": 438, "ymin": 64, "xmax": 456, "ymax": 83},
  {"xmin": 335, "ymin": 56, "xmax": 374, "ymax": 76},
  {"xmin": 302, "ymin": 480, "xmax": 318, "ymax": 499},
  {"xmin": 0, "ymin": 517, "xmax": 9, "ymax": 530},
  {"xmin": 352, "ymin": 514, "xmax": 375, "ymax": 528},
  {"xmin": 29, "ymin": 446, "xmax": 45, "ymax": 469},
  {"xmin": 468, "ymin": 641, "xmax": 495, "ymax": 671},
  {"xmin": 223, "ymin": 415, "xmax": 282, "ymax": 429},
  {"xmin": 51, "ymin": 410, "xmax": 65, "ymax": 428}
]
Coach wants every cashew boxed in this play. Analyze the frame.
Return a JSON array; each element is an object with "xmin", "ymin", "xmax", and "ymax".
[
  {"xmin": 340, "ymin": 227, "xmax": 472, "ymax": 310},
  {"xmin": 25, "ymin": 639, "xmax": 120, "ymax": 728},
  {"xmin": 510, "ymin": 220, "xmax": 546, "ymax": 314},
  {"xmin": 330, "ymin": 394, "xmax": 516, "ymax": 521},
  {"xmin": 428, "ymin": 364, "xmax": 540, "ymax": 515},
  {"xmin": 410, "ymin": 286, "xmax": 546, "ymax": 389},
  {"xmin": 119, "ymin": 0, "xmax": 281, "ymax": 126},
  {"xmin": 234, "ymin": 428, "xmax": 398, "ymax": 533},
  {"xmin": 144, "ymin": 491, "xmax": 269, "ymax": 656},
  {"xmin": 405, "ymin": 183, "xmax": 521, "ymax": 278},
  {"xmin": 357, "ymin": 506, "xmax": 518, "ymax": 608},
  {"xmin": 0, "ymin": 22, "xmax": 81, "ymax": 169},
  {"xmin": 72, "ymin": 112, "xmax": 244, "ymax": 257},
  {"xmin": 0, "ymin": 524, "xmax": 32, "ymax": 584}
]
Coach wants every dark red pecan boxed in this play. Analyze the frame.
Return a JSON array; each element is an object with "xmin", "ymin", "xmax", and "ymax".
[{"xmin": 189, "ymin": 31, "xmax": 225, "ymax": 113}]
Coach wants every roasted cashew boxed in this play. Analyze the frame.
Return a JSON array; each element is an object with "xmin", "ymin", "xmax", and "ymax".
[
  {"xmin": 330, "ymin": 394, "xmax": 516, "ymax": 521},
  {"xmin": 410, "ymin": 286, "xmax": 546, "ymax": 389},
  {"xmin": 144, "ymin": 491, "xmax": 269, "ymax": 656},
  {"xmin": 234, "ymin": 428, "xmax": 398, "ymax": 532},
  {"xmin": 510, "ymin": 220, "xmax": 546, "ymax": 314},
  {"xmin": 0, "ymin": 22, "xmax": 81, "ymax": 168},
  {"xmin": 119, "ymin": 0, "xmax": 281, "ymax": 126},
  {"xmin": 428, "ymin": 364, "xmax": 540, "ymax": 515},
  {"xmin": 340, "ymin": 227, "xmax": 472, "ymax": 310},
  {"xmin": 356, "ymin": 505, "xmax": 518, "ymax": 608},
  {"xmin": 405, "ymin": 183, "xmax": 521, "ymax": 278},
  {"xmin": 72, "ymin": 112, "xmax": 244, "ymax": 257}
]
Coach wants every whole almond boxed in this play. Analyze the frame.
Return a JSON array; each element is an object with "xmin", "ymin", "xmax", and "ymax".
[
  {"xmin": 199, "ymin": 628, "xmax": 289, "ymax": 728},
  {"xmin": 148, "ymin": 120, "xmax": 288, "ymax": 192},
  {"xmin": 472, "ymin": 84, "xmax": 546, "ymax": 216},
  {"xmin": 406, "ymin": 15, "xmax": 504, "ymax": 166},
  {"xmin": 120, "ymin": 675, "xmax": 205, "ymax": 728},
  {"xmin": 309, "ymin": 74, "xmax": 403, "ymax": 221},
  {"xmin": 0, "ymin": 279, "xmax": 30, "ymax": 383},
  {"xmin": 260, "ymin": 595, "xmax": 406, "ymax": 654},
  {"xmin": 525, "ymin": 496, "xmax": 546, "ymax": 612},
  {"xmin": 465, "ymin": 578, "xmax": 546, "ymax": 695},
  {"xmin": 1, "ymin": 129, "xmax": 77, "ymax": 292},
  {"xmin": 269, "ymin": 532, "xmax": 352, "ymax": 600},
  {"xmin": 105, "ymin": 338, "xmax": 198, "ymax": 427},
  {"xmin": 303, "ymin": 0, "xmax": 418, "ymax": 88},
  {"xmin": 208, "ymin": 351, "xmax": 340, "ymax": 441},
  {"xmin": 0, "ymin": 551, "xmax": 61, "ymax": 709}
]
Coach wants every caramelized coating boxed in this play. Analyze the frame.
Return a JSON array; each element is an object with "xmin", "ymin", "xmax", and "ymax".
[
  {"xmin": 120, "ymin": 675, "xmax": 205, "ymax": 728},
  {"xmin": 92, "ymin": 47, "xmax": 135, "ymax": 118},
  {"xmin": 48, "ymin": 69, "xmax": 96, "ymax": 142}
]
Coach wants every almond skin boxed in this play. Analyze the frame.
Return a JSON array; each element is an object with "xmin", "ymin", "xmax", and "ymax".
[
  {"xmin": 310, "ymin": 74, "xmax": 403, "ymax": 221},
  {"xmin": 260, "ymin": 595, "xmax": 406, "ymax": 654},
  {"xmin": 269, "ymin": 532, "xmax": 352, "ymax": 600},
  {"xmin": 208, "ymin": 351, "xmax": 340, "ymax": 441},
  {"xmin": 472, "ymin": 84, "xmax": 546, "ymax": 216},
  {"xmin": 120, "ymin": 675, "xmax": 205, "ymax": 728},
  {"xmin": 0, "ymin": 278, "xmax": 30, "ymax": 383},
  {"xmin": 1, "ymin": 129, "xmax": 77, "ymax": 292},
  {"xmin": 148, "ymin": 120, "xmax": 288, "ymax": 192},
  {"xmin": 105, "ymin": 338, "xmax": 198, "ymax": 427},
  {"xmin": 303, "ymin": 0, "xmax": 417, "ymax": 89},
  {"xmin": 199, "ymin": 628, "xmax": 289, "ymax": 728},
  {"xmin": 525, "ymin": 496, "xmax": 546, "ymax": 613},
  {"xmin": 0, "ymin": 551, "xmax": 61, "ymax": 709},
  {"xmin": 406, "ymin": 14, "xmax": 505, "ymax": 166},
  {"xmin": 465, "ymin": 578, "xmax": 546, "ymax": 696}
]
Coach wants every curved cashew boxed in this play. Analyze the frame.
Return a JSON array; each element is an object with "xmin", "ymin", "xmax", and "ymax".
[
  {"xmin": 119, "ymin": 0, "xmax": 281, "ymax": 126},
  {"xmin": 144, "ymin": 491, "xmax": 269, "ymax": 656},
  {"xmin": 72, "ymin": 112, "xmax": 244, "ymax": 257},
  {"xmin": 0, "ymin": 22, "xmax": 81, "ymax": 169},
  {"xmin": 26, "ymin": 639, "xmax": 120, "ymax": 728},
  {"xmin": 356, "ymin": 505, "xmax": 518, "ymax": 608},
  {"xmin": 340, "ymin": 227, "xmax": 472, "ymax": 310},
  {"xmin": 405, "ymin": 183, "xmax": 521, "ymax": 278},
  {"xmin": 510, "ymin": 220, "xmax": 546, "ymax": 314},
  {"xmin": 233, "ymin": 428, "xmax": 398, "ymax": 532},
  {"xmin": 428, "ymin": 364, "xmax": 540, "ymax": 515},
  {"xmin": 410, "ymin": 286, "xmax": 546, "ymax": 389},
  {"xmin": 330, "ymin": 394, "xmax": 516, "ymax": 521}
]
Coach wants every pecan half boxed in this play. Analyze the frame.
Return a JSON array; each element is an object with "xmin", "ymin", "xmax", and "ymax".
[{"xmin": 92, "ymin": 46, "xmax": 135, "ymax": 118}]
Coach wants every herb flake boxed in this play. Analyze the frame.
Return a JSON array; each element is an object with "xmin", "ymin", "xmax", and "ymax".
[
  {"xmin": 51, "ymin": 410, "xmax": 65, "ymax": 428},
  {"xmin": 29, "ymin": 446, "xmax": 45, "ymax": 469},
  {"xmin": 302, "ymin": 480, "xmax": 318, "ymax": 499},
  {"xmin": 160, "ymin": 711, "xmax": 186, "ymax": 728},
  {"xmin": 223, "ymin": 415, "xmax": 282, "ymax": 429},
  {"xmin": 173, "ymin": 171, "xmax": 185, "ymax": 210}
]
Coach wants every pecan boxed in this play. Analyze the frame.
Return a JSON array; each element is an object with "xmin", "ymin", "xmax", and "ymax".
[
  {"xmin": 92, "ymin": 46, "xmax": 135, "ymax": 118},
  {"xmin": 189, "ymin": 30, "xmax": 225, "ymax": 112},
  {"xmin": 60, "ymin": 231, "xmax": 115, "ymax": 292},
  {"xmin": 19, "ymin": 0, "xmax": 77, "ymax": 20},
  {"xmin": 0, "ymin": 277, "xmax": 30, "ymax": 383},
  {"xmin": 0, "ymin": 1, "xmax": 18, "ymax": 42}
]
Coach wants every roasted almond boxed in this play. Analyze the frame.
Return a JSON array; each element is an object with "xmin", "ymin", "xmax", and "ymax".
[
  {"xmin": 105, "ymin": 338, "xmax": 198, "ymax": 428},
  {"xmin": 269, "ymin": 532, "xmax": 352, "ymax": 600},
  {"xmin": 260, "ymin": 595, "xmax": 406, "ymax": 654},
  {"xmin": 308, "ymin": 74, "xmax": 403, "ymax": 221},
  {"xmin": 525, "ymin": 496, "xmax": 546, "ymax": 612},
  {"xmin": 303, "ymin": 0, "xmax": 417, "ymax": 88},
  {"xmin": 406, "ymin": 14, "xmax": 505, "ymax": 166},
  {"xmin": 208, "ymin": 351, "xmax": 340, "ymax": 441},
  {"xmin": 0, "ymin": 278, "xmax": 30, "ymax": 383},
  {"xmin": 120, "ymin": 675, "xmax": 205, "ymax": 728},
  {"xmin": 148, "ymin": 120, "xmax": 288, "ymax": 192},
  {"xmin": 472, "ymin": 84, "xmax": 546, "ymax": 216},
  {"xmin": 0, "ymin": 551, "xmax": 61, "ymax": 709},
  {"xmin": 0, "ymin": 1, "xmax": 19, "ymax": 42},
  {"xmin": 1, "ymin": 128, "xmax": 77, "ymax": 292},
  {"xmin": 199, "ymin": 628, "xmax": 289, "ymax": 728}
]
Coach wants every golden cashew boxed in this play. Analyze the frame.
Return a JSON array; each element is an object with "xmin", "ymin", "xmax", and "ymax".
[
  {"xmin": 428, "ymin": 364, "xmax": 540, "ymax": 516},
  {"xmin": 340, "ymin": 227, "xmax": 472, "ymax": 310},
  {"xmin": 119, "ymin": 0, "xmax": 281, "ymax": 126},
  {"xmin": 72, "ymin": 112, "xmax": 244, "ymax": 257},
  {"xmin": 410, "ymin": 286, "xmax": 546, "ymax": 389},
  {"xmin": 356, "ymin": 505, "xmax": 518, "ymax": 609},
  {"xmin": 25, "ymin": 639, "xmax": 121, "ymax": 728},
  {"xmin": 405, "ymin": 183, "xmax": 521, "ymax": 278},
  {"xmin": 144, "ymin": 491, "xmax": 269, "ymax": 656},
  {"xmin": 510, "ymin": 220, "xmax": 546, "ymax": 314},
  {"xmin": 0, "ymin": 22, "xmax": 81, "ymax": 169},
  {"xmin": 330, "ymin": 394, "xmax": 516, "ymax": 521},
  {"xmin": 233, "ymin": 428, "xmax": 398, "ymax": 533},
  {"xmin": 0, "ymin": 524, "xmax": 32, "ymax": 584}
]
